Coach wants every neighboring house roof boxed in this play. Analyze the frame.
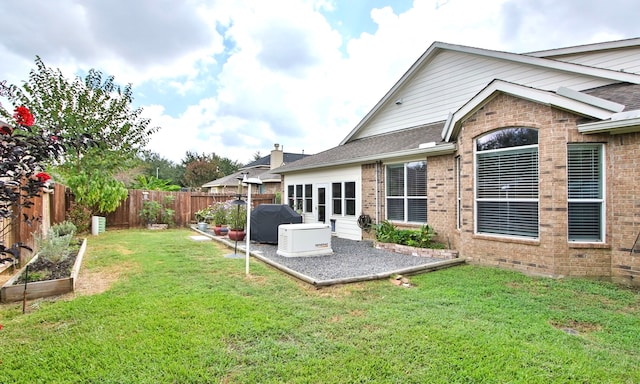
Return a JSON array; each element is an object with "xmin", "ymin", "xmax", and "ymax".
[
  {"xmin": 243, "ymin": 152, "xmax": 309, "ymax": 168},
  {"xmin": 274, "ymin": 122, "xmax": 455, "ymax": 174},
  {"xmin": 202, "ymin": 152, "xmax": 310, "ymax": 189},
  {"xmin": 339, "ymin": 40, "xmax": 640, "ymax": 146}
]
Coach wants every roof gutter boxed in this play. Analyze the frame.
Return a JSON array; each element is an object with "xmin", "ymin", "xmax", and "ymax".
[
  {"xmin": 275, "ymin": 143, "xmax": 457, "ymax": 174},
  {"xmin": 578, "ymin": 116, "xmax": 640, "ymax": 135}
]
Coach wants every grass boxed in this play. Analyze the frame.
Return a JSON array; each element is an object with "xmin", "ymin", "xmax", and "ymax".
[{"xmin": 1, "ymin": 229, "xmax": 639, "ymax": 383}]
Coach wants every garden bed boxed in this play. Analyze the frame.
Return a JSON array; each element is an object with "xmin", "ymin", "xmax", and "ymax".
[
  {"xmin": 374, "ymin": 241, "xmax": 458, "ymax": 259},
  {"xmin": 0, "ymin": 238, "xmax": 87, "ymax": 303}
]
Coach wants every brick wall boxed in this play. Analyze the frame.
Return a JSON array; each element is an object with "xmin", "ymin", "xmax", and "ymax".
[
  {"xmin": 361, "ymin": 162, "xmax": 382, "ymax": 240},
  {"xmin": 424, "ymin": 93, "xmax": 640, "ymax": 285}
]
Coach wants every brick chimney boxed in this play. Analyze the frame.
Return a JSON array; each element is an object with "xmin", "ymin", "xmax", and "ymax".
[{"xmin": 270, "ymin": 143, "xmax": 284, "ymax": 169}]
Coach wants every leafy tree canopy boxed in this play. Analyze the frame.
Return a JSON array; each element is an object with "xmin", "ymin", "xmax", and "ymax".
[
  {"xmin": 180, "ymin": 151, "xmax": 242, "ymax": 188},
  {"xmin": 2, "ymin": 57, "xmax": 159, "ymax": 214}
]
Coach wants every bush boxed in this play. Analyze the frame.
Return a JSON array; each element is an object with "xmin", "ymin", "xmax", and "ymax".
[
  {"xmin": 35, "ymin": 230, "xmax": 74, "ymax": 264},
  {"xmin": 66, "ymin": 202, "xmax": 92, "ymax": 234},
  {"xmin": 51, "ymin": 220, "xmax": 77, "ymax": 238},
  {"xmin": 374, "ymin": 220, "xmax": 444, "ymax": 249}
]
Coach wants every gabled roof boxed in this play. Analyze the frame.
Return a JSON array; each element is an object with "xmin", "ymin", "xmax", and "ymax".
[
  {"xmin": 442, "ymin": 79, "xmax": 627, "ymax": 142},
  {"xmin": 274, "ymin": 122, "xmax": 455, "ymax": 174},
  {"xmin": 340, "ymin": 40, "xmax": 640, "ymax": 145}
]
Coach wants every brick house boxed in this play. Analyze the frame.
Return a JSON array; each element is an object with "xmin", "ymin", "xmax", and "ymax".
[{"xmin": 274, "ymin": 38, "xmax": 640, "ymax": 286}]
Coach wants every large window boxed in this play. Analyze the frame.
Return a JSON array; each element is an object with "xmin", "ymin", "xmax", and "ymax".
[
  {"xmin": 568, "ymin": 144, "xmax": 604, "ymax": 242},
  {"xmin": 332, "ymin": 182, "xmax": 356, "ymax": 216},
  {"xmin": 386, "ymin": 161, "xmax": 427, "ymax": 223},
  {"xmin": 475, "ymin": 127, "xmax": 539, "ymax": 238}
]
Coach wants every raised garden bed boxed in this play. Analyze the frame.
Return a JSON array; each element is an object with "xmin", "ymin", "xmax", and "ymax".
[
  {"xmin": 1, "ymin": 238, "xmax": 87, "ymax": 303},
  {"xmin": 374, "ymin": 241, "xmax": 458, "ymax": 259}
]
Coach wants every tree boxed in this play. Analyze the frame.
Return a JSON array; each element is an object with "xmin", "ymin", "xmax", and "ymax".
[
  {"xmin": 3, "ymin": 57, "xmax": 158, "ymax": 214},
  {"xmin": 138, "ymin": 151, "xmax": 184, "ymax": 187},
  {"xmin": 179, "ymin": 151, "xmax": 242, "ymax": 188}
]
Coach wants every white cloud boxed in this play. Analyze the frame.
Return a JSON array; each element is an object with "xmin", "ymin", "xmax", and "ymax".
[{"xmin": 2, "ymin": 0, "xmax": 640, "ymax": 164}]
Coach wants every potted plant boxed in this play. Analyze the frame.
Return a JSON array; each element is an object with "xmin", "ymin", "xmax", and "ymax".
[
  {"xmin": 194, "ymin": 206, "xmax": 213, "ymax": 231},
  {"xmin": 226, "ymin": 203, "xmax": 247, "ymax": 241},
  {"xmin": 211, "ymin": 202, "xmax": 228, "ymax": 236}
]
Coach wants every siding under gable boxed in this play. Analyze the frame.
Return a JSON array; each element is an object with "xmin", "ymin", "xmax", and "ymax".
[
  {"xmin": 536, "ymin": 46, "xmax": 640, "ymax": 75},
  {"xmin": 351, "ymin": 50, "xmax": 620, "ymax": 141}
]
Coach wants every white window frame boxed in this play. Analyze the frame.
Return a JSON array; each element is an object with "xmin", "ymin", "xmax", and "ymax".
[
  {"xmin": 385, "ymin": 161, "xmax": 427, "ymax": 223},
  {"xmin": 474, "ymin": 128, "xmax": 539, "ymax": 239},
  {"xmin": 567, "ymin": 143, "xmax": 605, "ymax": 243}
]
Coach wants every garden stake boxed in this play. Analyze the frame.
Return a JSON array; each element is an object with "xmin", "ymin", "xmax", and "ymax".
[{"xmin": 22, "ymin": 265, "xmax": 29, "ymax": 314}]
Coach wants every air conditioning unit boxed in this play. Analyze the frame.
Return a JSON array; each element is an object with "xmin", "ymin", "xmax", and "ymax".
[{"xmin": 277, "ymin": 223, "xmax": 333, "ymax": 257}]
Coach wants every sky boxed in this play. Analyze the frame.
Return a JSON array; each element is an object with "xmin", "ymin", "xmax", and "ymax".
[{"xmin": 1, "ymin": 0, "xmax": 639, "ymax": 165}]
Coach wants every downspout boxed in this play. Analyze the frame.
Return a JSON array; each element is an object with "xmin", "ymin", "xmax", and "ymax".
[{"xmin": 375, "ymin": 160, "xmax": 381, "ymax": 224}]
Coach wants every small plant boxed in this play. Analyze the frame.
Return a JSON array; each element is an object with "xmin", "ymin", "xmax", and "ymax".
[
  {"xmin": 51, "ymin": 220, "xmax": 77, "ymax": 238},
  {"xmin": 140, "ymin": 200, "xmax": 162, "ymax": 225},
  {"xmin": 140, "ymin": 195, "xmax": 175, "ymax": 227},
  {"xmin": 374, "ymin": 220, "xmax": 443, "ymax": 249},
  {"xmin": 226, "ymin": 204, "xmax": 247, "ymax": 230},
  {"xmin": 35, "ymin": 230, "xmax": 74, "ymax": 264},
  {"xmin": 211, "ymin": 202, "xmax": 227, "ymax": 226}
]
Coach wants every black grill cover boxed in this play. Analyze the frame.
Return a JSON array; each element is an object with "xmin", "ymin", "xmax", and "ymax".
[{"xmin": 250, "ymin": 204, "xmax": 303, "ymax": 244}]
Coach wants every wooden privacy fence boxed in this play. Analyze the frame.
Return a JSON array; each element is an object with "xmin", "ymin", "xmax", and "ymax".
[
  {"xmin": 2, "ymin": 187, "xmax": 275, "ymax": 262},
  {"xmin": 105, "ymin": 190, "xmax": 276, "ymax": 229},
  {"xmin": 0, "ymin": 183, "xmax": 68, "ymax": 265}
]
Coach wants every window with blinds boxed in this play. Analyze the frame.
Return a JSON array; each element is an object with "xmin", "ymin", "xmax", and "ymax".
[
  {"xmin": 386, "ymin": 161, "xmax": 427, "ymax": 223},
  {"xmin": 567, "ymin": 144, "xmax": 604, "ymax": 242},
  {"xmin": 475, "ymin": 128, "xmax": 539, "ymax": 238}
]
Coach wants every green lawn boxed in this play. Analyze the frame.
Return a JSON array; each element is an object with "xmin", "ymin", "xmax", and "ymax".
[{"xmin": 1, "ymin": 229, "xmax": 638, "ymax": 383}]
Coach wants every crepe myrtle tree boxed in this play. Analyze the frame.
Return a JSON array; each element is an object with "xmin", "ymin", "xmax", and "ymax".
[
  {"xmin": 3, "ymin": 57, "xmax": 158, "ymax": 215},
  {"xmin": 0, "ymin": 96, "xmax": 68, "ymax": 264}
]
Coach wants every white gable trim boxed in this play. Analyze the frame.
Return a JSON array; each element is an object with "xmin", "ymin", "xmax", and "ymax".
[
  {"xmin": 526, "ymin": 37, "xmax": 640, "ymax": 58},
  {"xmin": 442, "ymin": 80, "xmax": 618, "ymax": 142},
  {"xmin": 341, "ymin": 41, "xmax": 640, "ymax": 145}
]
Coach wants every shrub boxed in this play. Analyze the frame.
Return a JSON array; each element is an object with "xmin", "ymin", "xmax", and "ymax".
[
  {"xmin": 374, "ymin": 220, "xmax": 444, "ymax": 249},
  {"xmin": 66, "ymin": 202, "xmax": 92, "ymax": 234},
  {"xmin": 51, "ymin": 220, "xmax": 77, "ymax": 238},
  {"xmin": 35, "ymin": 230, "xmax": 74, "ymax": 264}
]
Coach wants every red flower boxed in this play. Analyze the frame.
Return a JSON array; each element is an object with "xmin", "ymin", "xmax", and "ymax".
[
  {"xmin": 13, "ymin": 106, "xmax": 34, "ymax": 127},
  {"xmin": 0, "ymin": 324, "xmax": 3, "ymax": 330},
  {"xmin": 35, "ymin": 172, "xmax": 51, "ymax": 182},
  {"xmin": 0, "ymin": 123, "xmax": 12, "ymax": 135}
]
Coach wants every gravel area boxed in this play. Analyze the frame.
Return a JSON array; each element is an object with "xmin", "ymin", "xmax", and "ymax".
[
  {"xmin": 194, "ymin": 227, "xmax": 457, "ymax": 284},
  {"xmin": 247, "ymin": 237, "xmax": 447, "ymax": 282}
]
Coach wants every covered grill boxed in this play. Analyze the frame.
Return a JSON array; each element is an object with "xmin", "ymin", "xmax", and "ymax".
[
  {"xmin": 250, "ymin": 204, "xmax": 303, "ymax": 244},
  {"xmin": 250, "ymin": 204, "xmax": 302, "ymax": 244}
]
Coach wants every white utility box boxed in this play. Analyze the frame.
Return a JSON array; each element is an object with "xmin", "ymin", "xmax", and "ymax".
[{"xmin": 277, "ymin": 223, "xmax": 333, "ymax": 257}]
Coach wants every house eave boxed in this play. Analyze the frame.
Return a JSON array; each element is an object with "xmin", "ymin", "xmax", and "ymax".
[
  {"xmin": 276, "ymin": 143, "xmax": 457, "ymax": 174},
  {"xmin": 578, "ymin": 116, "xmax": 640, "ymax": 135}
]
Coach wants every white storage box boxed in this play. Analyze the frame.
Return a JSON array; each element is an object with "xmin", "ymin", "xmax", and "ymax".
[{"xmin": 277, "ymin": 223, "xmax": 333, "ymax": 257}]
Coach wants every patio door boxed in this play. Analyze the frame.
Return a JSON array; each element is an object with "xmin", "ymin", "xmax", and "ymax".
[{"xmin": 316, "ymin": 185, "xmax": 328, "ymax": 223}]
